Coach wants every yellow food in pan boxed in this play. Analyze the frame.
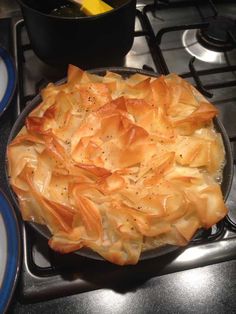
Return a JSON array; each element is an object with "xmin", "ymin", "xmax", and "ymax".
[{"xmin": 81, "ymin": 0, "xmax": 113, "ymax": 15}]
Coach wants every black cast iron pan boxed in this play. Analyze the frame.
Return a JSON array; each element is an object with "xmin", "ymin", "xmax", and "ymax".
[
  {"xmin": 6, "ymin": 67, "xmax": 234, "ymax": 261},
  {"xmin": 17, "ymin": 0, "xmax": 136, "ymax": 68}
]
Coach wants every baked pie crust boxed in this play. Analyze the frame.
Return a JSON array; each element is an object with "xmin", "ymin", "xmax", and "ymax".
[{"xmin": 7, "ymin": 65, "xmax": 227, "ymax": 265}]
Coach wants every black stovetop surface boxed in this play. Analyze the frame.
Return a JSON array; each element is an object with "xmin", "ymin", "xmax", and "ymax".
[{"xmin": 1, "ymin": 1, "xmax": 236, "ymax": 313}]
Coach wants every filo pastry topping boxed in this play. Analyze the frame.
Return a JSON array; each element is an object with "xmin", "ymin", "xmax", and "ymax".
[{"xmin": 7, "ymin": 65, "xmax": 227, "ymax": 265}]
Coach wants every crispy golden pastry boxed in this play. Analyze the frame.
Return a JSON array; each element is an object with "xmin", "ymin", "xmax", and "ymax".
[{"xmin": 7, "ymin": 65, "xmax": 227, "ymax": 265}]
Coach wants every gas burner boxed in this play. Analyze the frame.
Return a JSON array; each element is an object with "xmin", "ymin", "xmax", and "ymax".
[
  {"xmin": 182, "ymin": 16, "xmax": 236, "ymax": 64},
  {"xmin": 197, "ymin": 16, "xmax": 236, "ymax": 52},
  {"xmin": 182, "ymin": 29, "xmax": 226, "ymax": 64}
]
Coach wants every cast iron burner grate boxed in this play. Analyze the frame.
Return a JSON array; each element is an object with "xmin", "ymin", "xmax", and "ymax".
[
  {"xmin": 12, "ymin": 0, "xmax": 236, "ymax": 303},
  {"xmin": 142, "ymin": 1, "xmax": 236, "ymax": 92}
]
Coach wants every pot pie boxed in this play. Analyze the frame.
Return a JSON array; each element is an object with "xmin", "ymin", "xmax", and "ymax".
[{"xmin": 7, "ymin": 65, "xmax": 227, "ymax": 265}]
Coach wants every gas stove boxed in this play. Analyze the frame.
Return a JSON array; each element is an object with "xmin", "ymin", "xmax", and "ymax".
[{"xmin": 1, "ymin": 0, "xmax": 236, "ymax": 304}]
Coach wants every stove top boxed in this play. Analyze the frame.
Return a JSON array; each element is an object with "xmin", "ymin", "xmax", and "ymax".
[{"xmin": 1, "ymin": 0, "xmax": 236, "ymax": 303}]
